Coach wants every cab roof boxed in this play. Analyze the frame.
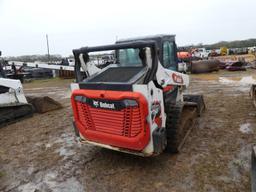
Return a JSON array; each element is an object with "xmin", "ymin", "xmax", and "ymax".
[{"xmin": 116, "ymin": 34, "xmax": 176, "ymax": 44}]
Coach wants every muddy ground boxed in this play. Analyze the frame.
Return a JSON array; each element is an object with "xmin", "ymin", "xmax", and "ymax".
[{"xmin": 1, "ymin": 70, "xmax": 256, "ymax": 192}]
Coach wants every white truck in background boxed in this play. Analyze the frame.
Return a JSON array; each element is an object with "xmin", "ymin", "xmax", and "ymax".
[
  {"xmin": 192, "ymin": 48, "xmax": 210, "ymax": 59},
  {"xmin": 59, "ymin": 58, "xmax": 75, "ymax": 66}
]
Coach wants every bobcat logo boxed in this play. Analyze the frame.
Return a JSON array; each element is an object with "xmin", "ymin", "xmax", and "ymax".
[
  {"xmin": 93, "ymin": 100, "xmax": 99, "ymax": 107},
  {"xmin": 92, "ymin": 100, "xmax": 115, "ymax": 109}
]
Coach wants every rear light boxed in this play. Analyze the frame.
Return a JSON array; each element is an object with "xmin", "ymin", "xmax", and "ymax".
[
  {"xmin": 74, "ymin": 95, "xmax": 87, "ymax": 103},
  {"xmin": 123, "ymin": 99, "xmax": 138, "ymax": 107}
]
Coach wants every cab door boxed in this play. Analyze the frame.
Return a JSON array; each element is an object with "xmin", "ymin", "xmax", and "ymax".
[{"xmin": 162, "ymin": 41, "xmax": 178, "ymax": 71}]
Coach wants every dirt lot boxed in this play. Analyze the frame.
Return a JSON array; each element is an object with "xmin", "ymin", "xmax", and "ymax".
[{"xmin": 1, "ymin": 70, "xmax": 256, "ymax": 192}]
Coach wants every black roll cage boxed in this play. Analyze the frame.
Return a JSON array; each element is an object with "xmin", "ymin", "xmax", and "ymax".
[{"xmin": 72, "ymin": 41, "xmax": 159, "ymax": 83}]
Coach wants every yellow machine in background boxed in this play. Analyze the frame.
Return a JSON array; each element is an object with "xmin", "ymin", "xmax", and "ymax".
[{"xmin": 220, "ymin": 47, "xmax": 228, "ymax": 56}]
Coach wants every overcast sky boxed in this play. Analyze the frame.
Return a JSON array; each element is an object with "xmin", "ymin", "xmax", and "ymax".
[{"xmin": 0, "ymin": 0, "xmax": 255, "ymax": 56}]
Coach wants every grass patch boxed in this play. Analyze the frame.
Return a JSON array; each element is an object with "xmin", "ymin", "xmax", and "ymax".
[{"xmin": 23, "ymin": 77, "xmax": 74, "ymax": 89}]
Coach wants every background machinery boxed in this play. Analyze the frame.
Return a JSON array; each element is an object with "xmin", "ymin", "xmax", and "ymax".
[
  {"xmin": 71, "ymin": 35, "xmax": 205, "ymax": 156},
  {"xmin": 0, "ymin": 51, "xmax": 62, "ymax": 127},
  {"xmin": 0, "ymin": 52, "xmax": 34, "ymax": 126}
]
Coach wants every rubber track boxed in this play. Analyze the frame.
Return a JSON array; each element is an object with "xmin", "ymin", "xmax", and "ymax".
[
  {"xmin": 165, "ymin": 102, "xmax": 184, "ymax": 153},
  {"xmin": 0, "ymin": 104, "xmax": 34, "ymax": 128}
]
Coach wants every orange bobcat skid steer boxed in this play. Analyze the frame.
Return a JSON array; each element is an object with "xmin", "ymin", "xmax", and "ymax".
[{"xmin": 71, "ymin": 35, "xmax": 205, "ymax": 156}]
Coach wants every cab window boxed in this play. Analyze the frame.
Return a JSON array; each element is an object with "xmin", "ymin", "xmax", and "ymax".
[
  {"xmin": 118, "ymin": 48, "xmax": 142, "ymax": 66},
  {"xmin": 163, "ymin": 41, "xmax": 176, "ymax": 70}
]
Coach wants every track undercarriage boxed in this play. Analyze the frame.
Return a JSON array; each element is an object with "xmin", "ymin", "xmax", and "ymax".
[
  {"xmin": 165, "ymin": 94, "xmax": 205, "ymax": 153},
  {"xmin": 0, "ymin": 96, "xmax": 62, "ymax": 127},
  {"xmin": 0, "ymin": 103, "xmax": 34, "ymax": 127}
]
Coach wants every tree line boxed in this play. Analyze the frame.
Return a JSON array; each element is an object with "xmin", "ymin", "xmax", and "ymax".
[
  {"xmin": 5, "ymin": 54, "xmax": 63, "ymax": 63},
  {"xmin": 181, "ymin": 38, "xmax": 256, "ymax": 50}
]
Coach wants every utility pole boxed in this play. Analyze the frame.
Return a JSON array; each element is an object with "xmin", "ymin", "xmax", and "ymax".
[{"xmin": 46, "ymin": 34, "xmax": 50, "ymax": 63}]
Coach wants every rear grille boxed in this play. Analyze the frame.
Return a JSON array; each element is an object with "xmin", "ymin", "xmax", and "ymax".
[{"xmin": 76, "ymin": 102, "xmax": 143, "ymax": 137}]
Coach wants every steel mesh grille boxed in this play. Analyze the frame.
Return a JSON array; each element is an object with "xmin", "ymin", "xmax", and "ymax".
[{"xmin": 76, "ymin": 102, "xmax": 142, "ymax": 137}]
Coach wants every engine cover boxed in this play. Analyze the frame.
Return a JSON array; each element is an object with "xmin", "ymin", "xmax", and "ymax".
[{"xmin": 71, "ymin": 89, "xmax": 150, "ymax": 151}]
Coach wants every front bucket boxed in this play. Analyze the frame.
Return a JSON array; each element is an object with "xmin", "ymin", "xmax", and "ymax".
[{"xmin": 26, "ymin": 96, "xmax": 62, "ymax": 113}]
